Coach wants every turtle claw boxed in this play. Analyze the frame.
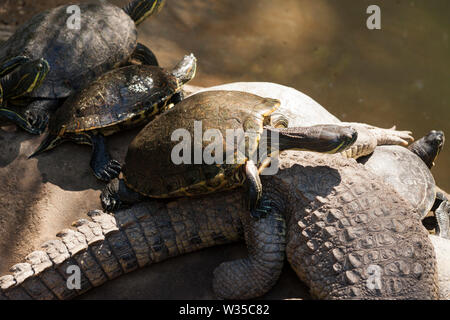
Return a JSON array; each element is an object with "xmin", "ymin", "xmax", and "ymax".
[
  {"xmin": 100, "ymin": 178, "xmax": 122, "ymax": 212},
  {"xmin": 24, "ymin": 109, "xmax": 48, "ymax": 135},
  {"xmin": 100, "ymin": 188, "xmax": 121, "ymax": 213},
  {"xmin": 250, "ymin": 199, "xmax": 272, "ymax": 220},
  {"xmin": 94, "ymin": 159, "xmax": 122, "ymax": 182}
]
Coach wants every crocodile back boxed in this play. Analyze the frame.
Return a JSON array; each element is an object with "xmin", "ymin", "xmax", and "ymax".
[{"xmin": 271, "ymin": 151, "xmax": 439, "ymax": 299}]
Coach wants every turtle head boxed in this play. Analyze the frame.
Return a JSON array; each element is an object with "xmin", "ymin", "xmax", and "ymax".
[
  {"xmin": 271, "ymin": 124, "xmax": 357, "ymax": 154},
  {"xmin": 171, "ymin": 54, "xmax": 197, "ymax": 86},
  {"xmin": 2, "ymin": 58, "xmax": 49, "ymax": 99},
  {"xmin": 408, "ymin": 130, "xmax": 445, "ymax": 169},
  {"xmin": 124, "ymin": 0, "xmax": 166, "ymax": 26},
  {"xmin": 28, "ymin": 134, "xmax": 62, "ymax": 159}
]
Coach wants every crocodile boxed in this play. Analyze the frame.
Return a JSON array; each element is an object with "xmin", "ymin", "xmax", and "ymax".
[{"xmin": 0, "ymin": 151, "xmax": 439, "ymax": 300}]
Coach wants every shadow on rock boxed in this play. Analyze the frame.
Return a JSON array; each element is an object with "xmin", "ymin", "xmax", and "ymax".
[
  {"xmin": 0, "ymin": 124, "xmax": 30, "ymax": 167},
  {"xmin": 34, "ymin": 128, "xmax": 140, "ymax": 192},
  {"xmin": 79, "ymin": 243, "xmax": 312, "ymax": 300}
]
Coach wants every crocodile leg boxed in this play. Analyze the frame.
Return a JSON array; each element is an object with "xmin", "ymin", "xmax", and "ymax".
[{"xmin": 213, "ymin": 195, "xmax": 286, "ymax": 299}]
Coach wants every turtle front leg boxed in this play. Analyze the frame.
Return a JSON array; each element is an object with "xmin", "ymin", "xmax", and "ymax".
[
  {"xmin": 245, "ymin": 160, "xmax": 263, "ymax": 218},
  {"xmin": 213, "ymin": 196, "xmax": 286, "ymax": 299},
  {"xmin": 163, "ymin": 92, "xmax": 185, "ymax": 111},
  {"xmin": 100, "ymin": 178, "xmax": 144, "ymax": 212},
  {"xmin": 168, "ymin": 91, "xmax": 184, "ymax": 105},
  {"xmin": 130, "ymin": 43, "xmax": 158, "ymax": 66},
  {"xmin": 22, "ymin": 99, "xmax": 60, "ymax": 134},
  {"xmin": 1, "ymin": 99, "xmax": 59, "ymax": 134},
  {"xmin": 89, "ymin": 133, "xmax": 122, "ymax": 182},
  {"xmin": 0, "ymin": 104, "xmax": 45, "ymax": 135}
]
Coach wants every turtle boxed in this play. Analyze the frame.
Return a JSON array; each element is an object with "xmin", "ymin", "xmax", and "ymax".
[
  {"xmin": 0, "ymin": 0, "xmax": 165, "ymax": 134},
  {"xmin": 101, "ymin": 90, "xmax": 358, "ymax": 217},
  {"xmin": 29, "ymin": 54, "xmax": 197, "ymax": 182},
  {"xmin": 0, "ymin": 57, "xmax": 49, "ymax": 111},
  {"xmin": 196, "ymin": 82, "xmax": 449, "ymax": 236},
  {"xmin": 360, "ymin": 130, "xmax": 450, "ymax": 239}
]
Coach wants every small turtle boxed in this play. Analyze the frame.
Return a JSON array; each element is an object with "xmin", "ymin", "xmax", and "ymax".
[
  {"xmin": 0, "ymin": 57, "xmax": 49, "ymax": 112},
  {"xmin": 0, "ymin": 0, "xmax": 165, "ymax": 134},
  {"xmin": 101, "ymin": 90, "xmax": 358, "ymax": 217},
  {"xmin": 30, "ymin": 54, "xmax": 197, "ymax": 182},
  {"xmin": 361, "ymin": 130, "xmax": 450, "ymax": 238}
]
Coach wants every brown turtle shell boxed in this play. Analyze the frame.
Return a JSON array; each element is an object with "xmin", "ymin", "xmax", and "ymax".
[
  {"xmin": 123, "ymin": 90, "xmax": 280, "ymax": 198},
  {"xmin": 362, "ymin": 145, "xmax": 436, "ymax": 219},
  {"xmin": 49, "ymin": 65, "xmax": 178, "ymax": 136},
  {"xmin": 0, "ymin": 2, "xmax": 137, "ymax": 99}
]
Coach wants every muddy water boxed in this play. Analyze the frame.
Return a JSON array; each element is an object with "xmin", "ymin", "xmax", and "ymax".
[{"xmin": 126, "ymin": 0, "xmax": 449, "ymax": 190}]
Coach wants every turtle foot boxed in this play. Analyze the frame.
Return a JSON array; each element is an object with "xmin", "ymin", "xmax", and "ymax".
[
  {"xmin": 100, "ymin": 179, "xmax": 122, "ymax": 212},
  {"xmin": 93, "ymin": 159, "xmax": 122, "ymax": 182},
  {"xmin": 250, "ymin": 199, "xmax": 272, "ymax": 220},
  {"xmin": 24, "ymin": 109, "xmax": 49, "ymax": 135}
]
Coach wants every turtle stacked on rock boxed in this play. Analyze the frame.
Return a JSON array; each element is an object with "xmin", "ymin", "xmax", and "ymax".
[{"xmin": 0, "ymin": 0, "xmax": 165, "ymax": 134}]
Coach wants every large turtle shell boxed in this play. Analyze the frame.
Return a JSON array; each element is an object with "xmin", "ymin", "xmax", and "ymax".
[
  {"xmin": 0, "ymin": 2, "xmax": 137, "ymax": 99},
  {"xmin": 360, "ymin": 145, "xmax": 436, "ymax": 219},
  {"xmin": 49, "ymin": 65, "xmax": 178, "ymax": 135},
  {"xmin": 123, "ymin": 90, "xmax": 280, "ymax": 198},
  {"xmin": 196, "ymin": 82, "xmax": 340, "ymax": 126}
]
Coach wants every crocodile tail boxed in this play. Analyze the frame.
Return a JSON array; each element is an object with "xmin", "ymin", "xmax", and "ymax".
[{"xmin": 0, "ymin": 193, "xmax": 244, "ymax": 300}]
